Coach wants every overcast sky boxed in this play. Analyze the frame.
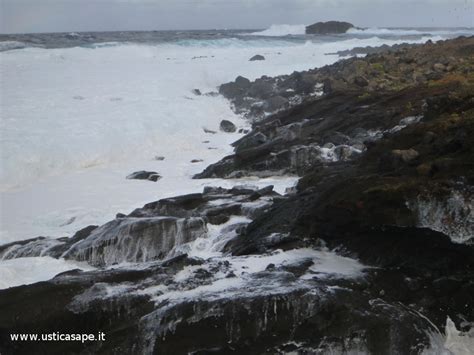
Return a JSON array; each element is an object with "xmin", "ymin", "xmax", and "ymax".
[{"xmin": 1, "ymin": 0, "xmax": 473, "ymax": 34}]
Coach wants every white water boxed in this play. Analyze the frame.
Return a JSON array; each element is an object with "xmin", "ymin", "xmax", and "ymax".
[
  {"xmin": 0, "ymin": 35, "xmax": 442, "ymax": 244},
  {"xmin": 0, "ymin": 257, "xmax": 94, "ymax": 289},
  {"xmin": 423, "ymin": 317, "xmax": 474, "ymax": 355},
  {"xmin": 250, "ymin": 24, "xmax": 474, "ymax": 38},
  {"xmin": 250, "ymin": 24, "xmax": 306, "ymax": 36},
  {"xmin": 347, "ymin": 27, "xmax": 474, "ymax": 37}
]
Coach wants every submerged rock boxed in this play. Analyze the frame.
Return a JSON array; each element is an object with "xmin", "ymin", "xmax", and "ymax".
[
  {"xmin": 249, "ymin": 54, "xmax": 265, "ymax": 61},
  {"xmin": 126, "ymin": 171, "xmax": 161, "ymax": 182},
  {"xmin": 219, "ymin": 119, "xmax": 237, "ymax": 133}
]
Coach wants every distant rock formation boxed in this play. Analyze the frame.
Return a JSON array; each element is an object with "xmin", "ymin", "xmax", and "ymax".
[{"xmin": 305, "ymin": 21, "xmax": 354, "ymax": 34}]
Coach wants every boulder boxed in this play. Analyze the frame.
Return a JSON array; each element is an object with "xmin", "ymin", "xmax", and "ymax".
[
  {"xmin": 219, "ymin": 76, "xmax": 251, "ymax": 99},
  {"xmin": 249, "ymin": 54, "xmax": 265, "ymax": 61},
  {"xmin": 305, "ymin": 21, "xmax": 354, "ymax": 35},
  {"xmin": 220, "ymin": 120, "xmax": 237, "ymax": 133}
]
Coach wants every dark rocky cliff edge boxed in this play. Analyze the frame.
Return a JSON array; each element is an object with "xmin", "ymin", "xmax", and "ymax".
[{"xmin": 1, "ymin": 37, "xmax": 473, "ymax": 354}]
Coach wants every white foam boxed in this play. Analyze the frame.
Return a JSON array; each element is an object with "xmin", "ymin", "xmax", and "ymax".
[
  {"xmin": 0, "ymin": 41, "xmax": 28, "ymax": 51},
  {"xmin": 0, "ymin": 257, "xmax": 94, "ymax": 289},
  {"xmin": 147, "ymin": 248, "xmax": 366, "ymax": 304},
  {"xmin": 250, "ymin": 24, "xmax": 306, "ymax": 37},
  {"xmin": 348, "ymin": 27, "xmax": 474, "ymax": 37},
  {"xmin": 423, "ymin": 317, "xmax": 474, "ymax": 355}
]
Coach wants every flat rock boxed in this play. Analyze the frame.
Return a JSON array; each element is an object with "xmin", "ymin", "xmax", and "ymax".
[{"xmin": 126, "ymin": 171, "xmax": 161, "ymax": 182}]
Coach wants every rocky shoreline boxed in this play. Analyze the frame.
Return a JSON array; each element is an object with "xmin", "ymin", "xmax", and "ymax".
[{"xmin": 1, "ymin": 36, "xmax": 473, "ymax": 354}]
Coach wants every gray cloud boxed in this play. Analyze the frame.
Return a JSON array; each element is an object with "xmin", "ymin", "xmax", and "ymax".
[{"xmin": 1, "ymin": 0, "xmax": 473, "ymax": 34}]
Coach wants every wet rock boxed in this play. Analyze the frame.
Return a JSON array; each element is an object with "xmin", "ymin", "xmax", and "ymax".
[
  {"xmin": 248, "ymin": 80, "xmax": 274, "ymax": 99},
  {"xmin": 263, "ymin": 95, "xmax": 289, "ymax": 112},
  {"xmin": 62, "ymin": 217, "xmax": 208, "ymax": 266},
  {"xmin": 219, "ymin": 120, "xmax": 237, "ymax": 133},
  {"xmin": 203, "ymin": 127, "xmax": 217, "ymax": 134},
  {"xmin": 219, "ymin": 76, "xmax": 251, "ymax": 99},
  {"xmin": 249, "ymin": 54, "xmax": 265, "ymax": 61},
  {"xmin": 126, "ymin": 171, "xmax": 161, "ymax": 182}
]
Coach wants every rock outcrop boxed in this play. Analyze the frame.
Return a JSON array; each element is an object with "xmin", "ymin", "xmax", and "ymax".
[{"xmin": 305, "ymin": 21, "xmax": 354, "ymax": 35}]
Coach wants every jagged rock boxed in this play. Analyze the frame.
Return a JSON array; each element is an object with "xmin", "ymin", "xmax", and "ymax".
[
  {"xmin": 219, "ymin": 119, "xmax": 237, "ymax": 133},
  {"xmin": 249, "ymin": 54, "xmax": 265, "ymax": 61},
  {"xmin": 305, "ymin": 21, "xmax": 354, "ymax": 35},
  {"xmin": 192, "ymin": 89, "xmax": 202, "ymax": 96},
  {"xmin": 126, "ymin": 171, "xmax": 161, "ymax": 182}
]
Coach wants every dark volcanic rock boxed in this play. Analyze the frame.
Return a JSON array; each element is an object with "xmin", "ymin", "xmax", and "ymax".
[
  {"xmin": 264, "ymin": 95, "xmax": 289, "ymax": 111},
  {"xmin": 305, "ymin": 21, "xmax": 354, "ymax": 34},
  {"xmin": 219, "ymin": 119, "xmax": 237, "ymax": 133},
  {"xmin": 126, "ymin": 170, "xmax": 161, "ymax": 182},
  {"xmin": 0, "ymin": 257, "xmax": 440, "ymax": 355},
  {"xmin": 219, "ymin": 75, "xmax": 251, "ymax": 99},
  {"xmin": 249, "ymin": 54, "xmax": 265, "ymax": 61},
  {"xmin": 0, "ymin": 185, "xmax": 280, "ymax": 264}
]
